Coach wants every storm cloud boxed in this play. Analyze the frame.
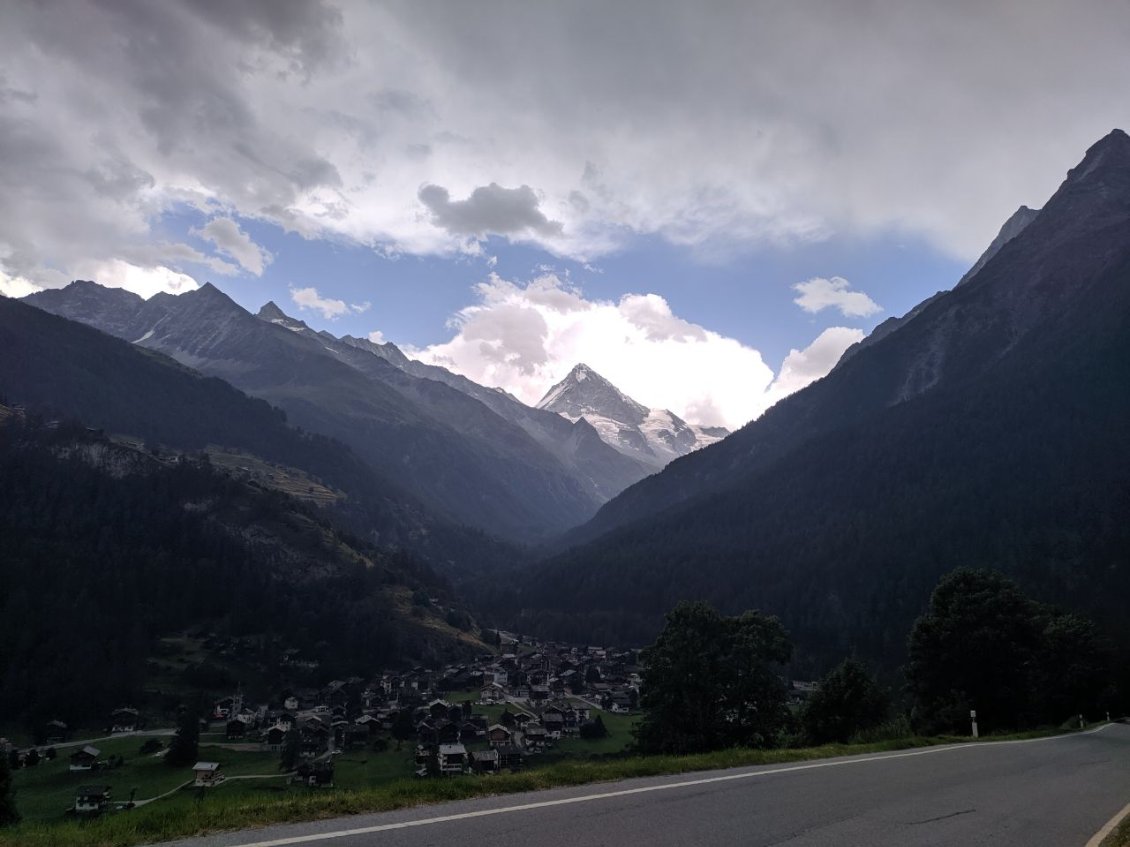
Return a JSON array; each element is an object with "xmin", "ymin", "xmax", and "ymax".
[{"xmin": 2, "ymin": 1, "xmax": 1129, "ymax": 295}]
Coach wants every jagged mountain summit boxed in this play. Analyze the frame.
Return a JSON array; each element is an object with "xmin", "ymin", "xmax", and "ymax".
[
  {"xmin": 957, "ymin": 204, "xmax": 1041, "ymax": 286},
  {"xmin": 536, "ymin": 363, "xmax": 728, "ymax": 469},
  {"xmin": 516, "ymin": 129, "xmax": 1130, "ymax": 665}
]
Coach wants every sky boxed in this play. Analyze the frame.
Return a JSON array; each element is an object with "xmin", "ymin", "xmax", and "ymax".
[{"xmin": 2, "ymin": 1, "xmax": 1128, "ymax": 429}]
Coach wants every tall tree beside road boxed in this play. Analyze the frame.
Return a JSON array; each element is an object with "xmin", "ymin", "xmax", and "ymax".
[
  {"xmin": 635, "ymin": 601, "xmax": 792, "ymax": 754},
  {"xmin": 907, "ymin": 569, "xmax": 1109, "ymax": 734}
]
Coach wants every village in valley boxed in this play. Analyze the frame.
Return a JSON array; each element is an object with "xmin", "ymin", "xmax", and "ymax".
[{"xmin": 1, "ymin": 635, "xmax": 673, "ymax": 821}]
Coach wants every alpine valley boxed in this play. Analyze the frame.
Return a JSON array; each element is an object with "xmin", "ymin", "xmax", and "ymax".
[{"xmin": 3, "ymin": 130, "xmax": 1130, "ymax": 726}]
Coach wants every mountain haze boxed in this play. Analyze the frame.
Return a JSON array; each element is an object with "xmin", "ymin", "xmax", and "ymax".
[
  {"xmin": 24, "ymin": 282, "xmax": 646, "ymax": 542},
  {"xmin": 0, "ymin": 295, "xmax": 517, "ymax": 576}
]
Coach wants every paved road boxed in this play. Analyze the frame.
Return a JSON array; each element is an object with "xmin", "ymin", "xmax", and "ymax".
[{"xmin": 158, "ymin": 724, "xmax": 1130, "ymax": 847}]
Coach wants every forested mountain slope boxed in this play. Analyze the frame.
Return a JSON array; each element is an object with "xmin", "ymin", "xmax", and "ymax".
[
  {"xmin": 0, "ymin": 416, "xmax": 479, "ymax": 729},
  {"xmin": 0, "ymin": 296, "xmax": 519, "ymax": 578},
  {"xmin": 516, "ymin": 130, "xmax": 1130, "ymax": 668}
]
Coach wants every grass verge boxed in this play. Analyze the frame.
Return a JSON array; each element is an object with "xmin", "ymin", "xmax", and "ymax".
[{"xmin": 0, "ymin": 727, "xmax": 1076, "ymax": 847}]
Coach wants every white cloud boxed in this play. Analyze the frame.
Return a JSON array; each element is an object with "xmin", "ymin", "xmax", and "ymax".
[
  {"xmin": 0, "ymin": 270, "xmax": 42, "ymax": 299},
  {"xmin": 73, "ymin": 259, "xmax": 199, "ymax": 299},
  {"xmin": 289, "ymin": 286, "xmax": 371, "ymax": 320},
  {"xmin": 4, "ymin": 1, "xmax": 1130, "ymax": 292},
  {"xmin": 793, "ymin": 277, "xmax": 882, "ymax": 318},
  {"xmin": 367, "ymin": 329, "xmax": 385, "ymax": 344},
  {"xmin": 766, "ymin": 327, "xmax": 865, "ymax": 403},
  {"xmin": 191, "ymin": 217, "xmax": 273, "ymax": 276},
  {"xmin": 413, "ymin": 274, "xmax": 858, "ymax": 430}
]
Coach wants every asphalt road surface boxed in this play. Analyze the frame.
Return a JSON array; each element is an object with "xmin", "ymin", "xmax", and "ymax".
[{"xmin": 159, "ymin": 723, "xmax": 1130, "ymax": 847}]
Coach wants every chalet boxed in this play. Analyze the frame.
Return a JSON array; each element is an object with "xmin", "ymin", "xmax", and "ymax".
[
  {"xmin": 460, "ymin": 721, "xmax": 483, "ymax": 743},
  {"xmin": 609, "ymin": 691, "xmax": 635, "ymax": 713},
  {"xmin": 437, "ymin": 721, "xmax": 461, "ymax": 744},
  {"xmin": 111, "ymin": 707, "xmax": 140, "ymax": 733},
  {"xmin": 480, "ymin": 683, "xmax": 505, "ymax": 703},
  {"xmin": 524, "ymin": 725, "xmax": 548, "ymax": 751},
  {"xmin": 342, "ymin": 724, "xmax": 369, "ymax": 749},
  {"xmin": 225, "ymin": 719, "xmax": 247, "ymax": 741},
  {"xmin": 192, "ymin": 761, "xmax": 224, "ymax": 787},
  {"xmin": 283, "ymin": 695, "xmax": 300, "ymax": 711},
  {"xmin": 486, "ymin": 724, "xmax": 513, "ymax": 747},
  {"xmin": 427, "ymin": 699, "xmax": 452, "ymax": 721},
  {"xmin": 69, "ymin": 746, "xmax": 100, "ymax": 772},
  {"xmin": 355, "ymin": 714, "xmax": 380, "ymax": 732},
  {"xmin": 298, "ymin": 761, "xmax": 335, "ymax": 788},
  {"xmin": 542, "ymin": 713, "xmax": 564, "ymax": 738},
  {"xmin": 303, "ymin": 715, "xmax": 327, "ymax": 733},
  {"xmin": 437, "ymin": 743, "xmax": 466, "ymax": 776},
  {"xmin": 529, "ymin": 686, "xmax": 550, "ymax": 703},
  {"xmin": 488, "ymin": 669, "xmax": 509, "ymax": 686},
  {"xmin": 73, "ymin": 785, "xmax": 111, "ymax": 815},
  {"xmin": 470, "ymin": 748, "xmax": 499, "ymax": 774},
  {"xmin": 264, "ymin": 724, "xmax": 288, "ymax": 751},
  {"xmin": 332, "ymin": 719, "xmax": 349, "ymax": 748},
  {"xmin": 496, "ymin": 744, "xmax": 524, "ymax": 771}
]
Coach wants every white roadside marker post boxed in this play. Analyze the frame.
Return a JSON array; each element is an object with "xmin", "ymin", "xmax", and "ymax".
[{"xmin": 970, "ymin": 709, "xmax": 978, "ymax": 739}]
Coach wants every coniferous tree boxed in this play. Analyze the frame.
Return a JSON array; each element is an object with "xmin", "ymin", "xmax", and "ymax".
[
  {"xmin": 579, "ymin": 715, "xmax": 608, "ymax": 739},
  {"xmin": 0, "ymin": 752, "xmax": 20, "ymax": 826},
  {"xmin": 279, "ymin": 728, "xmax": 301, "ymax": 772},
  {"xmin": 165, "ymin": 706, "xmax": 200, "ymax": 767}
]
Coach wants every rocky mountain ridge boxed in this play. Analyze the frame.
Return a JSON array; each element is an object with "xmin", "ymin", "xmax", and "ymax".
[{"xmin": 537, "ymin": 363, "xmax": 728, "ymax": 469}]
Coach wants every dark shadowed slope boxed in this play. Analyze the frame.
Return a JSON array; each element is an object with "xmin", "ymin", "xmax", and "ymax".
[
  {"xmin": 517, "ymin": 130, "xmax": 1130, "ymax": 662},
  {"xmin": 0, "ymin": 296, "xmax": 520, "ymax": 577}
]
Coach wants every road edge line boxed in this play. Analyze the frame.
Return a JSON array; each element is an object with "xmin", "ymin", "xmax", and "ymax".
[
  {"xmin": 205, "ymin": 724, "xmax": 1114, "ymax": 847},
  {"xmin": 1085, "ymin": 797, "xmax": 1130, "ymax": 847}
]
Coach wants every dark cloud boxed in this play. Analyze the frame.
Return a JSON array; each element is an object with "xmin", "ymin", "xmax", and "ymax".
[
  {"xmin": 419, "ymin": 183, "xmax": 564, "ymax": 238},
  {"xmin": 2, "ymin": 0, "xmax": 1130, "ymax": 293},
  {"xmin": 180, "ymin": 0, "xmax": 344, "ymax": 75}
]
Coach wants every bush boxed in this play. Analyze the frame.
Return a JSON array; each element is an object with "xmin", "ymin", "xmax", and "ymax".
[
  {"xmin": 801, "ymin": 659, "xmax": 889, "ymax": 744},
  {"xmin": 138, "ymin": 738, "xmax": 164, "ymax": 755}
]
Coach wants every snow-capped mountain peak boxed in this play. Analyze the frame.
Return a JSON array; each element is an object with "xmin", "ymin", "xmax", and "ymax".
[{"xmin": 536, "ymin": 363, "xmax": 728, "ymax": 468}]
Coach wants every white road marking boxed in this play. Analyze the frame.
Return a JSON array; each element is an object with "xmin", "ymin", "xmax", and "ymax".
[
  {"xmin": 1084, "ymin": 796, "xmax": 1130, "ymax": 847},
  {"xmin": 214, "ymin": 725, "xmax": 1113, "ymax": 847}
]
